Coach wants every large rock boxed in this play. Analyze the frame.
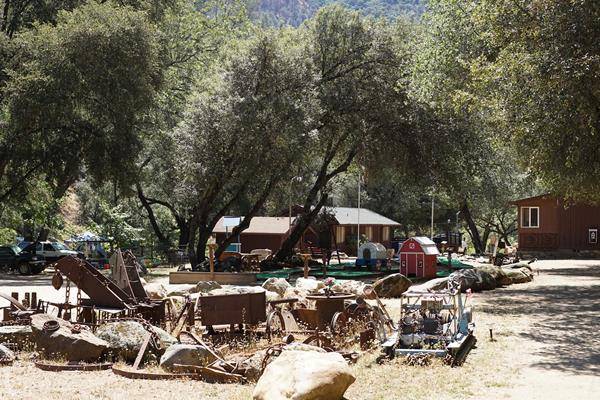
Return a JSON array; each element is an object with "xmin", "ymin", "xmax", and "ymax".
[
  {"xmin": 193, "ymin": 281, "xmax": 222, "ymax": 293},
  {"xmin": 503, "ymin": 267, "xmax": 534, "ymax": 284},
  {"xmin": 373, "ymin": 273, "xmax": 412, "ymax": 298},
  {"xmin": 0, "ymin": 325, "xmax": 33, "ymax": 349},
  {"xmin": 240, "ymin": 350, "xmax": 267, "ymax": 382},
  {"xmin": 338, "ymin": 280, "xmax": 367, "ymax": 295},
  {"xmin": 253, "ymin": 350, "xmax": 355, "ymax": 400},
  {"xmin": 476, "ymin": 265, "xmax": 511, "ymax": 286},
  {"xmin": 159, "ymin": 343, "xmax": 217, "ymax": 371},
  {"xmin": 144, "ymin": 282, "xmax": 168, "ymax": 299},
  {"xmin": 0, "ymin": 343, "xmax": 15, "ymax": 361},
  {"xmin": 262, "ymin": 278, "xmax": 291, "ymax": 297},
  {"xmin": 31, "ymin": 314, "xmax": 108, "ymax": 361},
  {"xmin": 407, "ymin": 277, "xmax": 449, "ymax": 293},
  {"xmin": 449, "ymin": 269, "xmax": 496, "ymax": 291},
  {"xmin": 208, "ymin": 286, "xmax": 279, "ymax": 302},
  {"xmin": 295, "ymin": 277, "xmax": 325, "ymax": 292},
  {"xmin": 167, "ymin": 284, "xmax": 196, "ymax": 297},
  {"xmin": 283, "ymin": 287, "xmax": 310, "ymax": 308},
  {"xmin": 95, "ymin": 320, "xmax": 177, "ymax": 362}
]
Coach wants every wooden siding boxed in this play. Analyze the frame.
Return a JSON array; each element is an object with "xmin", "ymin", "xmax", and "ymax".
[{"xmin": 516, "ymin": 196, "xmax": 600, "ymax": 251}]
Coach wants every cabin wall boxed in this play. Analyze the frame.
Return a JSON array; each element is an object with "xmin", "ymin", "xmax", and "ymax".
[
  {"xmin": 557, "ymin": 202, "xmax": 600, "ymax": 251},
  {"xmin": 517, "ymin": 197, "xmax": 560, "ymax": 250},
  {"xmin": 215, "ymin": 233, "xmax": 284, "ymax": 253}
]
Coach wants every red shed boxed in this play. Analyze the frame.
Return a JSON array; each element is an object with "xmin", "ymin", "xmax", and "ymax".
[{"xmin": 399, "ymin": 237, "xmax": 440, "ymax": 278}]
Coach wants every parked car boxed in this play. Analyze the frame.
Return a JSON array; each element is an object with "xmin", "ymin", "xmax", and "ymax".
[
  {"xmin": 0, "ymin": 245, "xmax": 47, "ymax": 275},
  {"xmin": 20, "ymin": 241, "xmax": 82, "ymax": 265}
]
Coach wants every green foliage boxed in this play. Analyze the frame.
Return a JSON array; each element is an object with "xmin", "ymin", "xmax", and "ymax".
[
  {"xmin": 90, "ymin": 201, "xmax": 142, "ymax": 249},
  {"xmin": 0, "ymin": 227, "xmax": 17, "ymax": 244},
  {"xmin": 417, "ymin": 0, "xmax": 600, "ymax": 201}
]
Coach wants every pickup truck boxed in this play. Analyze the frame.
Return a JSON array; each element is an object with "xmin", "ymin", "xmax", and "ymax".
[
  {"xmin": 20, "ymin": 241, "xmax": 81, "ymax": 263},
  {"xmin": 0, "ymin": 245, "xmax": 47, "ymax": 275}
]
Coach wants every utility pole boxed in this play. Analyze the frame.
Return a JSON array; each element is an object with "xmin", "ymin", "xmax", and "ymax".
[
  {"xmin": 430, "ymin": 191, "xmax": 435, "ymax": 239},
  {"xmin": 357, "ymin": 169, "xmax": 361, "ymax": 257}
]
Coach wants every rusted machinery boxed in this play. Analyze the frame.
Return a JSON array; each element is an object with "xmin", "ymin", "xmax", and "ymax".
[
  {"xmin": 49, "ymin": 255, "xmax": 165, "ymax": 325},
  {"xmin": 169, "ymin": 291, "xmax": 267, "ymax": 337},
  {"xmin": 265, "ymin": 290, "xmax": 393, "ymax": 350},
  {"xmin": 380, "ymin": 281, "xmax": 476, "ymax": 366}
]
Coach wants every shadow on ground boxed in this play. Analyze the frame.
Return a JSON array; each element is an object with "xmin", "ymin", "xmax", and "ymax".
[
  {"xmin": 0, "ymin": 271, "xmax": 53, "ymax": 287},
  {"xmin": 478, "ymin": 264, "xmax": 600, "ymax": 375}
]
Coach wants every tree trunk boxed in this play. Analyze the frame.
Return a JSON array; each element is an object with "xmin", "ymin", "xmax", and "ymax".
[
  {"xmin": 177, "ymin": 218, "xmax": 190, "ymax": 248},
  {"xmin": 187, "ymin": 216, "xmax": 198, "ymax": 269},
  {"xmin": 194, "ymin": 225, "xmax": 212, "ymax": 270},
  {"xmin": 275, "ymin": 191, "xmax": 329, "ymax": 261},
  {"xmin": 136, "ymin": 183, "xmax": 168, "ymax": 246},
  {"xmin": 215, "ymin": 176, "xmax": 279, "ymax": 259},
  {"xmin": 461, "ymin": 201, "xmax": 485, "ymax": 254}
]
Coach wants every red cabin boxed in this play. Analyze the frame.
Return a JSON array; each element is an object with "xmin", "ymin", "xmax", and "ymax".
[{"xmin": 399, "ymin": 237, "xmax": 440, "ymax": 278}]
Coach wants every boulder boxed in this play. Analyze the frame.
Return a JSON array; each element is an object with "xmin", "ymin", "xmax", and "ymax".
[
  {"xmin": 0, "ymin": 343, "xmax": 15, "ymax": 361},
  {"xmin": 449, "ymin": 269, "xmax": 481, "ymax": 292},
  {"xmin": 407, "ymin": 277, "xmax": 449, "ymax": 293},
  {"xmin": 31, "ymin": 314, "xmax": 108, "ymax": 361},
  {"xmin": 144, "ymin": 282, "xmax": 168, "ymax": 299},
  {"xmin": 95, "ymin": 320, "xmax": 177, "ymax": 362},
  {"xmin": 209, "ymin": 286, "xmax": 266, "ymax": 296},
  {"xmin": 262, "ymin": 278, "xmax": 291, "ymax": 297},
  {"xmin": 283, "ymin": 287, "xmax": 310, "ymax": 307},
  {"xmin": 338, "ymin": 280, "xmax": 367, "ymax": 295},
  {"xmin": 449, "ymin": 269, "xmax": 497, "ymax": 291},
  {"xmin": 206, "ymin": 285, "xmax": 279, "ymax": 302},
  {"xmin": 240, "ymin": 350, "xmax": 267, "ymax": 382},
  {"xmin": 159, "ymin": 343, "xmax": 217, "ymax": 371},
  {"xmin": 253, "ymin": 350, "xmax": 355, "ymax": 400},
  {"xmin": 167, "ymin": 284, "xmax": 196, "ymax": 297},
  {"xmin": 476, "ymin": 269, "xmax": 497, "ymax": 290},
  {"xmin": 503, "ymin": 267, "xmax": 534, "ymax": 284},
  {"xmin": 0, "ymin": 325, "xmax": 33, "ymax": 349},
  {"xmin": 193, "ymin": 281, "xmax": 222, "ymax": 293},
  {"xmin": 283, "ymin": 342, "xmax": 326, "ymax": 353},
  {"xmin": 295, "ymin": 277, "xmax": 325, "ymax": 292},
  {"xmin": 476, "ymin": 265, "xmax": 511, "ymax": 286},
  {"xmin": 373, "ymin": 273, "xmax": 412, "ymax": 298}
]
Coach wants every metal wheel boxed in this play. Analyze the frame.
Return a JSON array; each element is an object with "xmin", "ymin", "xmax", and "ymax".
[
  {"xmin": 266, "ymin": 310, "xmax": 285, "ymax": 341},
  {"xmin": 330, "ymin": 311, "xmax": 349, "ymax": 336}
]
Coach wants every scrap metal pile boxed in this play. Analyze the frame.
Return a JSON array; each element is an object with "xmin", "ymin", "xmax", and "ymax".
[{"xmin": 0, "ymin": 255, "xmax": 478, "ymax": 390}]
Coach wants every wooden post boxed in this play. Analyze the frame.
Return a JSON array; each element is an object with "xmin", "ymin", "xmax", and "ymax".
[
  {"xmin": 208, "ymin": 243, "xmax": 218, "ymax": 277},
  {"xmin": 300, "ymin": 254, "xmax": 311, "ymax": 279}
]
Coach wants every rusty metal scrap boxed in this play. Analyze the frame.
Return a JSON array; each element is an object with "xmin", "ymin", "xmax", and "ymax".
[{"xmin": 34, "ymin": 360, "xmax": 113, "ymax": 372}]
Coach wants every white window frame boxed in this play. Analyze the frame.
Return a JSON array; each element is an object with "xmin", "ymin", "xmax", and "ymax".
[{"xmin": 521, "ymin": 206, "xmax": 540, "ymax": 228}]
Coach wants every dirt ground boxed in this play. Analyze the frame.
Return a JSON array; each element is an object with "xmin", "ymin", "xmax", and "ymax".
[{"xmin": 0, "ymin": 259, "xmax": 599, "ymax": 400}]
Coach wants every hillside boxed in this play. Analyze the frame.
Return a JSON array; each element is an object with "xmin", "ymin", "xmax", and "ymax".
[{"xmin": 247, "ymin": 0, "xmax": 425, "ymax": 26}]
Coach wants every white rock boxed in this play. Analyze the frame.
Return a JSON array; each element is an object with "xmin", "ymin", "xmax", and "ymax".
[
  {"xmin": 160, "ymin": 343, "xmax": 217, "ymax": 371},
  {"xmin": 262, "ymin": 278, "xmax": 291, "ymax": 297},
  {"xmin": 253, "ymin": 350, "xmax": 355, "ymax": 400},
  {"xmin": 144, "ymin": 282, "xmax": 168, "ymax": 299},
  {"xmin": 295, "ymin": 277, "xmax": 325, "ymax": 292}
]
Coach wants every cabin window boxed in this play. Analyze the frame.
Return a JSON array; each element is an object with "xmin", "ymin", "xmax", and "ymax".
[
  {"xmin": 382, "ymin": 227, "xmax": 391, "ymax": 241},
  {"xmin": 335, "ymin": 226, "xmax": 345, "ymax": 244},
  {"xmin": 521, "ymin": 206, "xmax": 540, "ymax": 228},
  {"xmin": 365, "ymin": 226, "xmax": 373, "ymax": 240}
]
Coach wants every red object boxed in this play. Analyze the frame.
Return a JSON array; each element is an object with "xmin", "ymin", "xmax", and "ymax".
[
  {"xmin": 399, "ymin": 237, "xmax": 440, "ymax": 279},
  {"xmin": 103, "ymin": 263, "xmax": 110, "ymax": 270}
]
